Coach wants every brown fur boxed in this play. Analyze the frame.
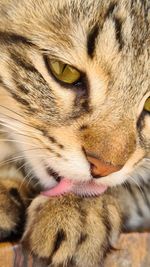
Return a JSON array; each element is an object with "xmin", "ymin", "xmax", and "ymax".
[
  {"xmin": 22, "ymin": 193, "xmax": 121, "ymax": 267},
  {"xmin": 0, "ymin": 0, "xmax": 149, "ymax": 266}
]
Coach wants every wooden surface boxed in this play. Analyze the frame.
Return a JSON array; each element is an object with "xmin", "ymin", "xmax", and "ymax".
[
  {"xmin": 0, "ymin": 242, "xmax": 33, "ymax": 267},
  {"xmin": 105, "ymin": 233, "xmax": 150, "ymax": 267},
  {"xmin": 0, "ymin": 233, "xmax": 150, "ymax": 267}
]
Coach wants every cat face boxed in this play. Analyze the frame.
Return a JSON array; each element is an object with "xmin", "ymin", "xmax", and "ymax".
[{"xmin": 0, "ymin": 0, "xmax": 149, "ymax": 194}]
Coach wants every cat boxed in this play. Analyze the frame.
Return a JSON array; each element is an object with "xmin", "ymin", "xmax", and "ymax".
[{"xmin": 0, "ymin": 0, "xmax": 149, "ymax": 266}]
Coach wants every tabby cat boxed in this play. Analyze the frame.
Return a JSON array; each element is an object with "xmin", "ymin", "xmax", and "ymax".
[{"xmin": 0, "ymin": 0, "xmax": 149, "ymax": 266}]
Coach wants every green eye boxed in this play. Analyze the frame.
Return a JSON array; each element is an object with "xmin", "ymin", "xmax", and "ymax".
[
  {"xmin": 49, "ymin": 60, "xmax": 81, "ymax": 84},
  {"xmin": 144, "ymin": 97, "xmax": 150, "ymax": 112}
]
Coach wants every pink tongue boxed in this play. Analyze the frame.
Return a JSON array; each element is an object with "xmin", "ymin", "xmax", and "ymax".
[
  {"xmin": 42, "ymin": 179, "xmax": 73, "ymax": 197},
  {"xmin": 42, "ymin": 178, "xmax": 107, "ymax": 197}
]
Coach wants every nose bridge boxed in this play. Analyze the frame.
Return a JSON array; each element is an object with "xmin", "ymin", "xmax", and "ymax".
[{"xmin": 80, "ymin": 117, "xmax": 136, "ymax": 166}]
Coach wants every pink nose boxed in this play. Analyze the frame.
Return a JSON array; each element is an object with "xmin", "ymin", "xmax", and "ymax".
[{"xmin": 87, "ymin": 156, "xmax": 121, "ymax": 178}]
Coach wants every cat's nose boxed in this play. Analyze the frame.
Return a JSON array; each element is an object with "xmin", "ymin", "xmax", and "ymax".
[{"xmin": 87, "ymin": 156, "xmax": 121, "ymax": 178}]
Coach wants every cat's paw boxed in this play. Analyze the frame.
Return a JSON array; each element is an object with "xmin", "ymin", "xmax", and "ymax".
[
  {"xmin": 0, "ymin": 179, "xmax": 32, "ymax": 241},
  {"xmin": 22, "ymin": 194, "xmax": 121, "ymax": 267}
]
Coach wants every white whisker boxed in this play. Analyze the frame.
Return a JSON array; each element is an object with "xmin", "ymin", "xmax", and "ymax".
[
  {"xmin": 128, "ymin": 174, "xmax": 145, "ymax": 197},
  {"xmin": 0, "ymin": 138, "xmax": 37, "ymax": 147}
]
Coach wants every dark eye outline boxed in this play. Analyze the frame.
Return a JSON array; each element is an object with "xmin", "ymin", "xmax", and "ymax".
[{"xmin": 43, "ymin": 55, "xmax": 86, "ymax": 90}]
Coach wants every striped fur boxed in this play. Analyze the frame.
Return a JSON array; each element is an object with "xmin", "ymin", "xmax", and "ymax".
[{"xmin": 0, "ymin": 0, "xmax": 149, "ymax": 266}]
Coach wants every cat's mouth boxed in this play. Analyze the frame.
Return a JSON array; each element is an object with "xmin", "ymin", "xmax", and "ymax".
[
  {"xmin": 41, "ymin": 168, "xmax": 107, "ymax": 197},
  {"xmin": 40, "ymin": 149, "xmax": 147, "ymax": 197}
]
